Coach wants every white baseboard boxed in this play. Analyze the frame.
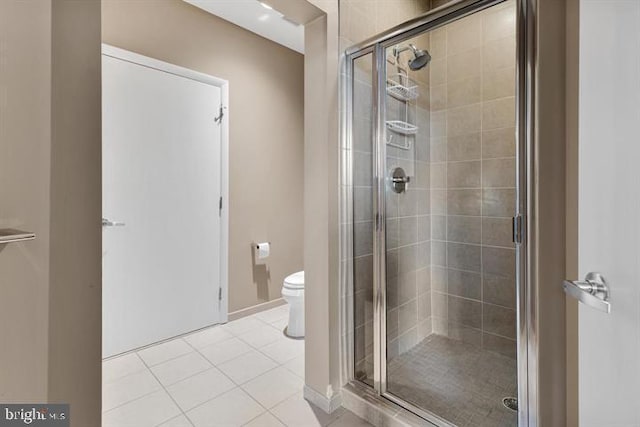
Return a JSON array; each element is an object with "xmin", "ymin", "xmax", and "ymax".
[
  {"xmin": 228, "ymin": 298, "xmax": 286, "ymax": 321},
  {"xmin": 303, "ymin": 385, "xmax": 342, "ymax": 414}
]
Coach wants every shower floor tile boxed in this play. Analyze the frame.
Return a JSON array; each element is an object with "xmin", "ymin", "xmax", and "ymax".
[{"xmin": 387, "ymin": 334, "xmax": 518, "ymax": 427}]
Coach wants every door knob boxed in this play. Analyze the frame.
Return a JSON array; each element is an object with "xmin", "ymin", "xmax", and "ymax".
[
  {"xmin": 102, "ymin": 218, "xmax": 126, "ymax": 227},
  {"xmin": 563, "ymin": 272, "xmax": 610, "ymax": 313}
]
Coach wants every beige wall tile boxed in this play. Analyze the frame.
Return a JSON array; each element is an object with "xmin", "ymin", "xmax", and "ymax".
[
  {"xmin": 482, "ymin": 3, "xmax": 516, "ymax": 43},
  {"xmin": 483, "ymin": 304, "xmax": 516, "ymax": 339},
  {"xmin": 418, "ymin": 214, "xmax": 431, "ymax": 241},
  {"xmin": 432, "ymin": 291, "xmax": 448, "ymax": 319},
  {"xmin": 430, "ymin": 110, "xmax": 447, "ymax": 138},
  {"xmin": 448, "ymin": 189, "xmax": 482, "ymax": 215},
  {"xmin": 482, "ymin": 157, "xmax": 516, "ymax": 188},
  {"xmin": 430, "ymin": 84, "xmax": 447, "ymax": 111},
  {"xmin": 482, "ymin": 127, "xmax": 516, "ymax": 158},
  {"xmin": 430, "ymin": 138, "xmax": 447, "ymax": 161},
  {"xmin": 417, "ymin": 266, "xmax": 431, "ymax": 294},
  {"xmin": 448, "ymin": 322, "xmax": 482, "ymax": 346},
  {"xmin": 386, "ymin": 218, "xmax": 399, "ymax": 249},
  {"xmin": 447, "ymin": 104, "xmax": 482, "ymax": 136},
  {"xmin": 431, "ymin": 215, "xmax": 446, "ymax": 240},
  {"xmin": 429, "ymin": 27, "xmax": 447, "ymax": 59},
  {"xmin": 431, "ymin": 189, "xmax": 447, "ymax": 215},
  {"xmin": 447, "ymin": 49, "xmax": 481, "ymax": 82},
  {"xmin": 447, "ymin": 132, "xmax": 481, "ymax": 161},
  {"xmin": 398, "ymin": 270, "xmax": 417, "ymax": 305},
  {"xmin": 398, "ymin": 216, "xmax": 419, "ymax": 246},
  {"xmin": 448, "ymin": 160, "xmax": 481, "ymax": 188},
  {"xmin": 447, "ymin": 242, "xmax": 481, "ymax": 272},
  {"xmin": 482, "ymin": 217, "xmax": 514, "ymax": 248},
  {"xmin": 482, "ymin": 37, "xmax": 516, "ymax": 72},
  {"xmin": 431, "ymin": 267, "xmax": 447, "ymax": 292},
  {"xmin": 446, "ymin": 14, "xmax": 481, "ymax": 55},
  {"xmin": 431, "ymin": 241, "xmax": 447, "ymax": 267},
  {"xmin": 448, "ymin": 296, "xmax": 481, "ymax": 328},
  {"xmin": 430, "ymin": 162, "xmax": 447, "ymax": 188},
  {"xmin": 448, "ymin": 269, "xmax": 481, "ymax": 300},
  {"xmin": 418, "ymin": 292, "xmax": 432, "ymax": 320},
  {"xmin": 482, "ymin": 246, "xmax": 516, "ymax": 277},
  {"xmin": 447, "ymin": 75, "xmax": 481, "ymax": 108},
  {"xmin": 482, "ymin": 97, "xmax": 516, "ymax": 130},
  {"xmin": 482, "ymin": 66, "xmax": 515, "ymax": 101},
  {"xmin": 429, "ymin": 58, "xmax": 447, "ymax": 85},
  {"xmin": 447, "ymin": 215, "xmax": 481, "ymax": 244},
  {"xmin": 482, "ymin": 272, "xmax": 516, "ymax": 309},
  {"xmin": 482, "ymin": 188, "xmax": 515, "ymax": 217},
  {"xmin": 398, "ymin": 300, "xmax": 418, "ymax": 334}
]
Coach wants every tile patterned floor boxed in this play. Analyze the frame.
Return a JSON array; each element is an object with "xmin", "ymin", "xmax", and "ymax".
[
  {"xmin": 103, "ymin": 304, "xmax": 371, "ymax": 427},
  {"xmin": 387, "ymin": 334, "xmax": 518, "ymax": 427}
]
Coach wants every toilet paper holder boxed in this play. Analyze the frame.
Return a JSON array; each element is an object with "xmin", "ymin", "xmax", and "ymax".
[{"xmin": 253, "ymin": 242, "xmax": 271, "ymax": 250}]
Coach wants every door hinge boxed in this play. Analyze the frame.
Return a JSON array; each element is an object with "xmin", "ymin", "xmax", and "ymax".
[
  {"xmin": 214, "ymin": 105, "xmax": 225, "ymax": 124},
  {"xmin": 219, "ymin": 196, "xmax": 222, "ymax": 216},
  {"xmin": 218, "ymin": 287, "xmax": 222, "ymax": 301},
  {"xmin": 512, "ymin": 214, "xmax": 523, "ymax": 244}
]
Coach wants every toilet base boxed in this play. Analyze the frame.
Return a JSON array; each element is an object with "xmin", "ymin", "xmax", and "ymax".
[{"xmin": 283, "ymin": 296, "xmax": 304, "ymax": 338}]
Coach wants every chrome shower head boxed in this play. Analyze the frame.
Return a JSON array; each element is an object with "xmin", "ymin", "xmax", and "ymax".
[
  {"xmin": 392, "ymin": 43, "xmax": 432, "ymax": 71},
  {"xmin": 407, "ymin": 44, "xmax": 431, "ymax": 70}
]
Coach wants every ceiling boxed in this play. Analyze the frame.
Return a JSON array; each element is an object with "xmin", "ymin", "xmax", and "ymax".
[{"xmin": 184, "ymin": 0, "xmax": 305, "ymax": 53}]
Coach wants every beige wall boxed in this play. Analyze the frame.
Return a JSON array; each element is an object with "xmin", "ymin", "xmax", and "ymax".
[
  {"xmin": 298, "ymin": 0, "xmax": 342, "ymax": 408},
  {"xmin": 0, "ymin": 0, "xmax": 52, "ymax": 403},
  {"xmin": 102, "ymin": 0, "xmax": 304, "ymax": 313},
  {"xmin": 565, "ymin": 0, "xmax": 580, "ymax": 425},
  {"xmin": 536, "ymin": 0, "xmax": 568, "ymax": 424},
  {"xmin": 48, "ymin": 1, "xmax": 102, "ymax": 424},
  {"xmin": 0, "ymin": 1, "xmax": 102, "ymax": 425}
]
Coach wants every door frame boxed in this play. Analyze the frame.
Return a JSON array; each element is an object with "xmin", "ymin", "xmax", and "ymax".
[
  {"xmin": 101, "ymin": 44, "xmax": 230, "ymax": 323},
  {"xmin": 341, "ymin": 0, "xmax": 537, "ymax": 425}
]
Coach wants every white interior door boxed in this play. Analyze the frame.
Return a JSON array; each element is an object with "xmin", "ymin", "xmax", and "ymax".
[
  {"xmin": 576, "ymin": 1, "xmax": 640, "ymax": 425},
  {"xmin": 102, "ymin": 51, "xmax": 223, "ymax": 358}
]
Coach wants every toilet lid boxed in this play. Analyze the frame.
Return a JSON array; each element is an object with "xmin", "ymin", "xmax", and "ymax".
[{"xmin": 283, "ymin": 271, "xmax": 304, "ymax": 290}]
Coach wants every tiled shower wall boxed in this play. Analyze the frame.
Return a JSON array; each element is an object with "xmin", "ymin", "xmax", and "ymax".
[
  {"xmin": 351, "ymin": 58, "xmax": 375, "ymax": 382},
  {"xmin": 342, "ymin": 0, "xmax": 438, "ymax": 382},
  {"xmin": 385, "ymin": 39, "xmax": 432, "ymax": 360},
  {"xmin": 429, "ymin": 1, "xmax": 518, "ymax": 358}
]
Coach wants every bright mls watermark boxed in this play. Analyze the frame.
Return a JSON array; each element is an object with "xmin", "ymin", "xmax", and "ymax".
[{"xmin": 0, "ymin": 405, "xmax": 68, "ymax": 427}]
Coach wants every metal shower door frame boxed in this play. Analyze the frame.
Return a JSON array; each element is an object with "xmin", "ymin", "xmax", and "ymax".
[{"xmin": 343, "ymin": 0, "xmax": 537, "ymax": 425}]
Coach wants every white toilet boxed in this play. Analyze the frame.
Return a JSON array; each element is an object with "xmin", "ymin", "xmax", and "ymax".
[{"xmin": 281, "ymin": 271, "xmax": 304, "ymax": 338}]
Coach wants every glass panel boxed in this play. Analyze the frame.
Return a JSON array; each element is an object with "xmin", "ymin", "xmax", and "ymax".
[
  {"xmin": 351, "ymin": 53, "xmax": 375, "ymax": 386},
  {"xmin": 383, "ymin": 2, "xmax": 519, "ymax": 425}
]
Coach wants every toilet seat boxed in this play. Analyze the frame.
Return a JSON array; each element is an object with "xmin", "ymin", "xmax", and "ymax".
[{"xmin": 283, "ymin": 271, "xmax": 304, "ymax": 290}]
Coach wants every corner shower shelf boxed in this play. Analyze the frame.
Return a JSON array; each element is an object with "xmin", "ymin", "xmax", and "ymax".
[
  {"xmin": 386, "ymin": 74, "xmax": 419, "ymax": 101},
  {"xmin": 386, "ymin": 120, "xmax": 418, "ymax": 135},
  {"xmin": 0, "ymin": 229, "xmax": 36, "ymax": 244}
]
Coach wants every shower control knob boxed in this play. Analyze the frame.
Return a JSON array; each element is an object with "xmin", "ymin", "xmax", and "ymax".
[{"xmin": 391, "ymin": 167, "xmax": 409, "ymax": 194}]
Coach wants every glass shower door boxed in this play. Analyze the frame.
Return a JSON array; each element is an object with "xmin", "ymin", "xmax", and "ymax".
[{"xmin": 381, "ymin": 2, "xmax": 519, "ymax": 426}]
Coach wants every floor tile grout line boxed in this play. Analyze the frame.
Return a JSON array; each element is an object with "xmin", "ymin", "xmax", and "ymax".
[
  {"xmin": 103, "ymin": 308, "xmax": 297, "ymax": 425},
  {"xmin": 137, "ymin": 347, "xmax": 196, "ymax": 427}
]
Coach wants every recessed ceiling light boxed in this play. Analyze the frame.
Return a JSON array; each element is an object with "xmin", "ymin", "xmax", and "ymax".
[
  {"xmin": 258, "ymin": 14, "xmax": 270, "ymax": 22},
  {"xmin": 259, "ymin": 1, "xmax": 273, "ymax": 10}
]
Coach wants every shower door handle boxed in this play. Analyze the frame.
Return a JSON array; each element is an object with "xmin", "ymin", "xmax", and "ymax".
[
  {"xmin": 563, "ymin": 272, "xmax": 610, "ymax": 313},
  {"xmin": 102, "ymin": 218, "xmax": 126, "ymax": 227}
]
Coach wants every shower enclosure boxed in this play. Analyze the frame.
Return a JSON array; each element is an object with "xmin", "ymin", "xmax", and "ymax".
[{"xmin": 341, "ymin": 0, "xmax": 532, "ymax": 425}]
